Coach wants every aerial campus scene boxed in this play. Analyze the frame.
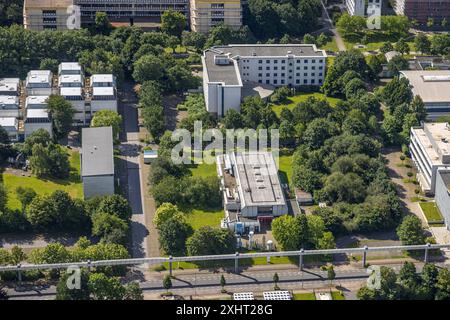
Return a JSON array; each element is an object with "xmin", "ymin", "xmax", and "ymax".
[{"xmin": 0, "ymin": 0, "xmax": 449, "ymax": 309}]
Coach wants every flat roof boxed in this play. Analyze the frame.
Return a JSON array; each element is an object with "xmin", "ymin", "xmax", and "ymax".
[
  {"xmin": 203, "ymin": 44, "xmax": 326, "ymax": 86},
  {"xmin": 59, "ymin": 62, "xmax": 82, "ymax": 71},
  {"xmin": 0, "ymin": 117, "xmax": 17, "ymax": 127},
  {"xmin": 0, "ymin": 96, "xmax": 18, "ymax": 105},
  {"xmin": 81, "ymin": 126, "xmax": 114, "ymax": 177},
  {"xmin": 0, "ymin": 78, "xmax": 20, "ymax": 92},
  {"xmin": 24, "ymin": 0, "xmax": 74, "ymax": 9},
  {"xmin": 59, "ymin": 74, "xmax": 83, "ymax": 84},
  {"xmin": 26, "ymin": 70, "xmax": 52, "ymax": 85},
  {"xmin": 401, "ymin": 70, "xmax": 450, "ymax": 103},
  {"xmin": 26, "ymin": 109, "xmax": 49, "ymax": 118},
  {"xmin": 92, "ymin": 86, "xmax": 115, "ymax": 96},
  {"xmin": 26, "ymin": 95, "xmax": 49, "ymax": 106},
  {"xmin": 412, "ymin": 122, "xmax": 450, "ymax": 165},
  {"xmin": 438, "ymin": 170, "xmax": 450, "ymax": 187},
  {"xmin": 91, "ymin": 74, "xmax": 115, "ymax": 83},
  {"xmin": 232, "ymin": 151, "xmax": 286, "ymax": 207},
  {"xmin": 60, "ymin": 87, "xmax": 82, "ymax": 96}
]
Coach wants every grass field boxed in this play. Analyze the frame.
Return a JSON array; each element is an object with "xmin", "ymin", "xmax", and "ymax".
[
  {"xmin": 189, "ymin": 162, "xmax": 217, "ymax": 178},
  {"xmin": 331, "ymin": 291, "xmax": 346, "ymax": 300},
  {"xmin": 278, "ymin": 151, "xmax": 294, "ymax": 186},
  {"xmin": 293, "ymin": 293, "xmax": 316, "ymax": 300},
  {"xmin": 320, "ymin": 38, "xmax": 339, "ymax": 52},
  {"xmin": 4, "ymin": 149, "xmax": 83, "ymax": 210},
  {"xmin": 271, "ymin": 93, "xmax": 342, "ymax": 117},
  {"xmin": 186, "ymin": 208, "xmax": 224, "ymax": 230},
  {"xmin": 419, "ymin": 202, "xmax": 444, "ymax": 224}
]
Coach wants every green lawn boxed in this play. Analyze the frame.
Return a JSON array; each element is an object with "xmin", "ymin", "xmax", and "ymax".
[
  {"xmin": 271, "ymin": 93, "xmax": 342, "ymax": 117},
  {"xmin": 293, "ymin": 293, "xmax": 316, "ymax": 300},
  {"xmin": 4, "ymin": 149, "xmax": 83, "ymax": 210},
  {"xmin": 278, "ymin": 151, "xmax": 294, "ymax": 186},
  {"xmin": 331, "ymin": 291, "xmax": 346, "ymax": 300},
  {"xmin": 419, "ymin": 202, "xmax": 444, "ymax": 224},
  {"xmin": 186, "ymin": 208, "xmax": 224, "ymax": 230},
  {"xmin": 189, "ymin": 162, "xmax": 217, "ymax": 178},
  {"xmin": 320, "ymin": 38, "xmax": 339, "ymax": 52}
]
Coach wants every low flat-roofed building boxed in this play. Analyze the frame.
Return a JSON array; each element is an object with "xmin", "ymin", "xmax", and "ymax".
[
  {"xmin": 202, "ymin": 44, "xmax": 326, "ymax": 117},
  {"xmin": 410, "ymin": 122, "xmax": 450, "ymax": 195},
  {"xmin": 91, "ymin": 74, "xmax": 116, "ymax": 88},
  {"xmin": 0, "ymin": 96, "xmax": 20, "ymax": 118},
  {"xmin": 0, "ymin": 78, "xmax": 20, "ymax": 96},
  {"xmin": 218, "ymin": 151, "xmax": 288, "ymax": 234},
  {"xmin": 26, "ymin": 95, "xmax": 49, "ymax": 109},
  {"xmin": 25, "ymin": 70, "xmax": 54, "ymax": 96},
  {"xmin": 91, "ymin": 87, "xmax": 118, "ymax": 114},
  {"xmin": 0, "ymin": 117, "xmax": 19, "ymax": 141},
  {"xmin": 400, "ymin": 70, "xmax": 450, "ymax": 120},
  {"xmin": 81, "ymin": 126, "xmax": 115, "ymax": 199},
  {"xmin": 58, "ymin": 62, "xmax": 83, "ymax": 76},
  {"xmin": 60, "ymin": 87, "xmax": 86, "ymax": 124},
  {"xmin": 59, "ymin": 74, "xmax": 83, "ymax": 87},
  {"xmin": 435, "ymin": 169, "xmax": 450, "ymax": 230},
  {"xmin": 24, "ymin": 109, "xmax": 53, "ymax": 138}
]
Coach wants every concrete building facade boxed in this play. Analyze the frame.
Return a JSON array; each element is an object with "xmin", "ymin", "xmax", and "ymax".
[
  {"xmin": 394, "ymin": 0, "xmax": 450, "ymax": 25},
  {"xmin": 435, "ymin": 169, "xmax": 450, "ymax": 230},
  {"xmin": 410, "ymin": 122, "xmax": 450, "ymax": 195},
  {"xmin": 23, "ymin": 0, "xmax": 75, "ymax": 31},
  {"xmin": 202, "ymin": 44, "xmax": 326, "ymax": 117},
  {"xmin": 81, "ymin": 126, "xmax": 115, "ymax": 199},
  {"xmin": 0, "ymin": 96, "xmax": 20, "ymax": 118},
  {"xmin": 25, "ymin": 70, "xmax": 54, "ymax": 96},
  {"xmin": 24, "ymin": 109, "xmax": 53, "ymax": 138},
  {"xmin": 0, "ymin": 118, "xmax": 19, "ymax": 142},
  {"xmin": 190, "ymin": 0, "xmax": 242, "ymax": 33}
]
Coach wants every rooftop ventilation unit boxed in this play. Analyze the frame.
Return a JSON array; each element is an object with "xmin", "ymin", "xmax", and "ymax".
[{"xmin": 214, "ymin": 55, "xmax": 231, "ymax": 65}]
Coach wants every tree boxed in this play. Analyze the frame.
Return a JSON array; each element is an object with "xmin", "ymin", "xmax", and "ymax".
[
  {"xmin": 158, "ymin": 216, "xmax": 192, "ymax": 256},
  {"xmin": 303, "ymin": 33, "xmax": 315, "ymax": 44},
  {"xmin": 182, "ymin": 31, "xmax": 206, "ymax": 52},
  {"xmin": 46, "ymin": 95, "xmax": 75, "ymax": 140},
  {"xmin": 40, "ymin": 58, "xmax": 59, "ymax": 73},
  {"xmin": 220, "ymin": 275, "xmax": 226, "ymax": 293},
  {"xmin": 94, "ymin": 12, "xmax": 112, "ymax": 35},
  {"xmin": 186, "ymin": 227, "xmax": 235, "ymax": 256},
  {"xmin": 161, "ymin": 10, "xmax": 186, "ymax": 38},
  {"xmin": 273, "ymin": 273, "xmax": 279, "ymax": 290},
  {"xmin": 27, "ymin": 195, "xmax": 58, "ymax": 230},
  {"xmin": 153, "ymin": 203, "xmax": 184, "ymax": 229},
  {"xmin": 397, "ymin": 215, "xmax": 426, "ymax": 246},
  {"xmin": 414, "ymin": 34, "xmax": 431, "ymax": 54},
  {"xmin": 427, "ymin": 17, "xmax": 434, "ymax": 28},
  {"xmin": 123, "ymin": 282, "xmax": 144, "ymax": 300},
  {"xmin": 163, "ymin": 275, "xmax": 172, "ymax": 293},
  {"xmin": 387, "ymin": 55, "xmax": 409, "ymax": 75},
  {"xmin": 88, "ymin": 273, "xmax": 126, "ymax": 300},
  {"xmin": 221, "ymin": 109, "xmax": 244, "ymax": 129},
  {"xmin": 380, "ymin": 76, "xmax": 413, "ymax": 109},
  {"xmin": 394, "ymin": 38, "xmax": 410, "ymax": 55},
  {"xmin": 421, "ymin": 263, "xmax": 439, "ymax": 298},
  {"xmin": 21, "ymin": 129, "xmax": 52, "ymax": 155},
  {"xmin": 398, "ymin": 261, "xmax": 419, "ymax": 296},
  {"xmin": 97, "ymin": 194, "xmax": 132, "ymax": 222},
  {"xmin": 441, "ymin": 18, "xmax": 448, "ymax": 28},
  {"xmin": 56, "ymin": 270, "xmax": 90, "ymax": 300},
  {"xmin": 29, "ymin": 143, "xmax": 70, "ymax": 179},
  {"xmin": 435, "ymin": 268, "xmax": 450, "ymax": 300},
  {"xmin": 336, "ymin": 14, "xmax": 366, "ymax": 38},
  {"xmin": 91, "ymin": 212, "xmax": 129, "ymax": 245},
  {"xmin": 380, "ymin": 42, "xmax": 394, "ymax": 54},
  {"xmin": 327, "ymin": 265, "xmax": 336, "ymax": 286},
  {"xmin": 15, "ymin": 187, "xmax": 36, "ymax": 214},
  {"xmin": 316, "ymin": 33, "xmax": 330, "ymax": 47},
  {"xmin": 132, "ymin": 55, "xmax": 164, "ymax": 84},
  {"xmin": 91, "ymin": 110, "xmax": 122, "ymax": 141},
  {"xmin": 272, "ymin": 215, "xmax": 309, "ymax": 251}
]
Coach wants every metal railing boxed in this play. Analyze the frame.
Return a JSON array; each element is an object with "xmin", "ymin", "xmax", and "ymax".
[{"xmin": 1, "ymin": 243, "xmax": 449, "ymax": 277}]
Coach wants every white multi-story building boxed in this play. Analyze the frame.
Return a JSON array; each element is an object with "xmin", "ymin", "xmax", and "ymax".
[
  {"xmin": 202, "ymin": 44, "xmax": 327, "ymax": 117},
  {"xmin": 0, "ymin": 96, "xmax": 20, "ymax": 118},
  {"xmin": 91, "ymin": 87, "xmax": 118, "ymax": 115},
  {"xmin": 410, "ymin": 122, "xmax": 450, "ymax": 195},
  {"xmin": 190, "ymin": 0, "xmax": 242, "ymax": 34},
  {"xmin": 217, "ymin": 151, "xmax": 288, "ymax": 234},
  {"xmin": 346, "ymin": 0, "xmax": 382, "ymax": 16},
  {"xmin": 0, "ymin": 117, "xmax": 19, "ymax": 141},
  {"xmin": 24, "ymin": 109, "xmax": 53, "ymax": 138},
  {"xmin": 25, "ymin": 70, "xmax": 54, "ymax": 96}
]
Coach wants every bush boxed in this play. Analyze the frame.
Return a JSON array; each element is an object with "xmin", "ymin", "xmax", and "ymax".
[{"xmin": 407, "ymin": 172, "xmax": 413, "ymax": 177}]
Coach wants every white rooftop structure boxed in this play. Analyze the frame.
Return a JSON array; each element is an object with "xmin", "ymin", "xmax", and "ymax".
[
  {"xmin": 0, "ymin": 78, "xmax": 20, "ymax": 94},
  {"xmin": 26, "ymin": 108, "xmax": 50, "ymax": 119},
  {"xmin": 59, "ymin": 74, "xmax": 83, "ymax": 87},
  {"xmin": 91, "ymin": 74, "xmax": 116, "ymax": 87},
  {"xmin": 26, "ymin": 96, "xmax": 49, "ymax": 108},
  {"xmin": 233, "ymin": 292, "xmax": 255, "ymax": 300},
  {"xmin": 263, "ymin": 291, "xmax": 292, "ymax": 300},
  {"xmin": 58, "ymin": 62, "xmax": 82, "ymax": 75},
  {"xmin": 92, "ymin": 86, "xmax": 115, "ymax": 97},
  {"xmin": 0, "ymin": 96, "xmax": 19, "ymax": 107},
  {"xmin": 60, "ymin": 87, "xmax": 83, "ymax": 97},
  {"xmin": 26, "ymin": 70, "xmax": 52, "ymax": 86},
  {"xmin": 0, "ymin": 117, "xmax": 18, "ymax": 128}
]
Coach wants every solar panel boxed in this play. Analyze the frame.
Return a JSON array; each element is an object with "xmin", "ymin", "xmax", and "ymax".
[
  {"xmin": 233, "ymin": 292, "xmax": 255, "ymax": 300},
  {"xmin": 263, "ymin": 291, "xmax": 292, "ymax": 300}
]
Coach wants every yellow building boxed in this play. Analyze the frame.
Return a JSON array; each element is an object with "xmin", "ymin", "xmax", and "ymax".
[
  {"xmin": 190, "ymin": 0, "xmax": 242, "ymax": 33},
  {"xmin": 23, "ymin": 0, "xmax": 78, "ymax": 31}
]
